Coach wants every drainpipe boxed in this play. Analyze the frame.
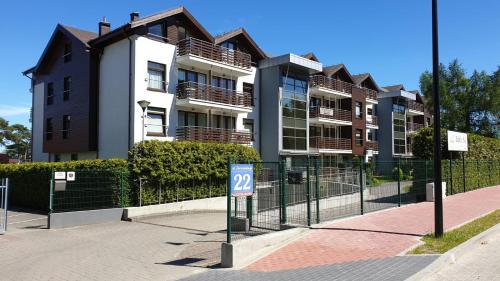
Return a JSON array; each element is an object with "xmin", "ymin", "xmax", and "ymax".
[
  {"xmin": 127, "ymin": 37, "xmax": 133, "ymax": 151},
  {"xmin": 22, "ymin": 71, "xmax": 35, "ymax": 162}
]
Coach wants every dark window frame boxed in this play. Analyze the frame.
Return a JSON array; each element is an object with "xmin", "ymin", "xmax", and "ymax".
[
  {"xmin": 71, "ymin": 153, "xmax": 78, "ymax": 161},
  {"xmin": 146, "ymin": 107, "xmax": 167, "ymax": 137},
  {"xmin": 47, "ymin": 82, "xmax": 54, "ymax": 105},
  {"xmin": 46, "ymin": 118, "xmax": 53, "ymax": 140},
  {"xmin": 355, "ymin": 129, "xmax": 363, "ymax": 146},
  {"xmin": 355, "ymin": 101, "xmax": 363, "ymax": 119},
  {"xmin": 63, "ymin": 76, "xmax": 71, "ymax": 101},
  {"xmin": 62, "ymin": 115, "xmax": 71, "ymax": 139},
  {"xmin": 63, "ymin": 43, "xmax": 72, "ymax": 63},
  {"xmin": 243, "ymin": 82, "xmax": 254, "ymax": 106},
  {"xmin": 147, "ymin": 61, "xmax": 167, "ymax": 92}
]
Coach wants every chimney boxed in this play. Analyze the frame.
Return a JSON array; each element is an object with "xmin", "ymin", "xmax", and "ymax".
[
  {"xmin": 130, "ymin": 12, "xmax": 140, "ymax": 22},
  {"xmin": 98, "ymin": 17, "xmax": 111, "ymax": 36}
]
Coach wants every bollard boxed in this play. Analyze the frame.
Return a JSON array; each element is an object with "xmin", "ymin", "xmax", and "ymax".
[
  {"xmin": 306, "ymin": 158, "xmax": 311, "ymax": 227},
  {"xmin": 315, "ymin": 160, "xmax": 320, "ymax": 223}
]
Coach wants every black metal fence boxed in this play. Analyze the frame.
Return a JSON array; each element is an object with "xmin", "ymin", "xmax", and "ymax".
[{"xmin": 228, "ymin": 159, "xmax": 500, "ymax": 242}]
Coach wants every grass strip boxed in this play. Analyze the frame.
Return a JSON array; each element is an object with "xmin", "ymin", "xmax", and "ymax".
[{"xmin": 410, "ymin": 209, "xmax": 500, "ymax": 254}]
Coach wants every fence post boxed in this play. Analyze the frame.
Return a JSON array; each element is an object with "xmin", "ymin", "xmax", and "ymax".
[
  {"xmin": 449, "ymin": 158, "xmax": 453, "ymax": 195},
  {"xmin": 139, "ymin": 178, "xmax": 142, "ymax": 207},
  {"xmin": 397, "ymin": 158, "xmax": 401, "ymax": 207},
  {"xmin": 282, "ymin": 160, "xmax": 288, "ymax": 225},
  {"xmin": 49, "ymin": 170, "xmax": 54, "ymax": 215},
  {"xmin": 306, "ymin": 158, "xmax": 312, "ymax": 227},
  {"xmin": 488, "ymin": 161, "xmax": 492, "ymax": 186},
  {"xmin": 315, "ymin": 159, "xmax": 320, "ymax": 223},
  {"xmin": 462, "ymin": 153, "xmax": 466, "ymax": 192},
  {"xmin": 119, "ymin": 170, "xmax": 124, "ymax": 207},
  {"xmin": 246, "ymin": 195, "xmax": 252, "ymax": 227},
  {"xmin": 477, "ymin": 160, "xmax": 480, "ymax": 189},
  {"xmin": 359, "ymin": 158, "xmax": 364, "ymax": 215},
  {"xmin": 226, "ymin": 156, "xmax": 232, "ymax": 244}
]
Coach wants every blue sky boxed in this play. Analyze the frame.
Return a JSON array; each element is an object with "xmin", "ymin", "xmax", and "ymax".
[{"xmin": 1, "ymin": 0, "xmax": 499, "ymax": 127}]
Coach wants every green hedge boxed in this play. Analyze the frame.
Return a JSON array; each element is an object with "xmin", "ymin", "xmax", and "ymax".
[
  {"xmin": 129, "ymin": 140, "xmax": 261, "ymax": 205},
  {"xmin": 412, "ymin": 128, "xmax": 500, "ymax": 160},
  {"xmin": 0, "ymin": 159, "xmax": 129, "ymax": 211}
]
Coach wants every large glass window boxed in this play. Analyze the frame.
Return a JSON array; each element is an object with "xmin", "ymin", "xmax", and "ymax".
[
  {"xmin": 178, "ymin": 111, "xmax": 207, "ymax": 127},
  {"xmin": 178, "ymin": 69, "xmax": 206, "ymax": 85},
  {"xmin": 148, "ymin": 61, "xmax": 166, "ymax": 91},
  {"xmin": 221, "ymin": 42, "xmax": 236, "ymax": 50},
  {"xmin": 146, "ymin": 107, "xmax": 166, "ymax": 136},
  {"xmin": 282, "ymin": 75, "xmax": 307, "ymax": 150},
  {"xmin": 46, "ymin": 118, "xmax": 53, "ymax": 140},
  {"xmin": 393, "ymin": 109, "xmax": 406, "ymax": 154},
  {"xmin": 148, "ymin": 24, "xmax": 164, "ymax": 38},
  {"xmin": 63, "ymin": 43, "xmax": 72, "ymax": 63},
  {"xmin": 47, "ymin": 83, "xmax": 54, "ymax": 105},
  {"xmin": 355, "ymin": 129, "xmax": 363, "ymax": 146},
  {"xmin": 355, "ymin": 101, "xmax": 362, "ymax": 118},
  {"xmin": 243, "ymin": 118, "xmax": 254, "ymax": 140},
  {"xmin": 212, "ymin": 76, "xmax": 235, "ymax": 90}
]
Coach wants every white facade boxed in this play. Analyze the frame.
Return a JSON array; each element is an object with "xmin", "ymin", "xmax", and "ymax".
[{"xmin": 97, "ymin": 34, "xmax": 259, "ymax": 159}]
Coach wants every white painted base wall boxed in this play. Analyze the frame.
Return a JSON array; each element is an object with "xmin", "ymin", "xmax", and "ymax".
[{"xmin": 123, "ymin": 196, "xmax": 227, "ymax": 219}]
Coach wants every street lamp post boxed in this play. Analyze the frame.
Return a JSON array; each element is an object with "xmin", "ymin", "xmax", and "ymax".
[
  {"xmin": 137, "ymin": 100, "xmax": 150, "ymax": 143},
  {"xmin": 432, "ymin": 0, "xmax": 444, "ymax": 237}
]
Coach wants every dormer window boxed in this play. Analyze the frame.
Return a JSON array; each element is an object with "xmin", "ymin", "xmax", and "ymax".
[
  {"xmin": 148, "ymin": 24, "xmax": 164, "ymax": 38},
  {"xmin": 63, "ymin": 43, "xmax": 72, "ymax": 63},
  {"xmin": 178, "ymin": 26, "xmax": 191, "ymax": 40},
  {"xmin": 221, "ymin": 42, "xmax": 236, "ymax": 50}
]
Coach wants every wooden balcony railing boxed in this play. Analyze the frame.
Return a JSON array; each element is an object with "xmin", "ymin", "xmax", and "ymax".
[
  {"xmin": 309, "ymin": 75, "xmax": 353, "ymax": 95},
  {"xmin": 407, "ymin": 122, "xmax": 424, "ymax": 132},
  {"xmin": 366, "ymin": 116, "xmax": 378, "ymax": 126},
  {"xmin": 366, "ymin": 141, "xmax": 379, "ymax": 151},
  {"xmin": 309, "ymin": 137, "xmax": 352, "ymax": 150},
  {"xmin": 365, "ymin": 88, "xmax": 377, "ymax": 100},
  {"xmin": 176, "ymin": 126, "xmax": 252, "ymax": 145},
  {"xmin": 408, "ymin": 100, "xmax": 424, "ymax": 112},
  {"xmin": 177, "ymin": 82, "xmax": 252, "ymax": 107},
  {"xmin": 309, "ymin": 106, "xmax": 352, "ymax": 122},
  {"xmin": 177, "ymin": 37, "xmax": 252, "ymax": 69}
]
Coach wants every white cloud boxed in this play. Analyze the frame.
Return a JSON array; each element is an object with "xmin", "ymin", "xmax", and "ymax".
[{"xmin": 0, "ymin": 105, "xmax": 30, "ymax": 117}]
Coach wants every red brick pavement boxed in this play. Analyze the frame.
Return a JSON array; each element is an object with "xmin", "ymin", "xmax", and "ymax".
[{"xmin": 246, "ymin": 186, "xmax": 500, "ymax": 272}]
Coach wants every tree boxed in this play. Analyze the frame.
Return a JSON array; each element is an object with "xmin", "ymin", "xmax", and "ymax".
[
  {"xmin": 5, "ymin": 124, "xmax": 31, "ymax": 161},
  {"xmin": 0, "ymin": 117, "xmax": 8, "ymax": 146},
  {"xmin": 419, "ymin": 60, "xmax": 499, "ymax": 137}
]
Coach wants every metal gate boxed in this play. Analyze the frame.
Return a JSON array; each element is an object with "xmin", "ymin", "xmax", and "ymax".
[{"xmin": 0, "ymin": 178, "xmax": 8, "ymax": 234}]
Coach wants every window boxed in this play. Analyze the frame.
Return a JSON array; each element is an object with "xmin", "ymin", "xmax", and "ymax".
[
  {"xmin": 367, "ymin": 107, "xmax": 373, "ymax": 116},
  {"xmin": 46, "ymin": 118, "xmax": 53, "ymax": 140},
  {"xmin": 63, "ymin": 76, "xmax": 71, "ymax": 101},
  {"xmin": 355, "ymin": 129, "xmax": 363, "ymax": 146},
  {"xmin": 243, "ymin": 83, "xmax": 254, "ymax": 106},
  {"xmin": 393, "ymin": 110, "xmax": 406, "ymax": 154},
  {"xmin": 282, "ymin": 75, "xmax": 307, "ymax": 150},
  {"xmin": 426, "ymin": 117, "xmax": 431, "ymax": 127},
  {"xmin": 178, "ymin": 69, "xmax": 206, "ymax": 84},
  {"xmin": 54, "ymin": 154, "xmax": 61, "ymax": 162},
  {"xmin": 178, "ymin": 111, "xmax": 207, "ymax": 127},
  {"xmin": 71, "ymin": 153, "xmax": 78, "ymax": 161},
  {"xmin": 62, "ymin": 115, "xmax": 71, "ymax": 139},
  {"xmin": 221, "ymin": 42, "xmax": 236, "ymax": 50},
  {"xmin": 178, "ymin": 26, "xmax": 191, "ymax": 40},
  {"xmin": 355, "ymin": 101, "xmax": 362, "ymax": 118},
  {"xmin": 243, "ymin": 119, "xmax": 254, "ymax": 141},
  {"xmin": 148, "ymin": 24, "xmax": 164, "ymax": 38},
  {"xmin": 212, "ymin": 76, "xmax": 235, "ymax": 90},
  {"xmin": 393, "ymin": 103, "xmax": 405, "ymax": 113},
  {"xmin": 211, "ymin": 115, "xmax": 236, "ymax": 129},
  {"xmin": 63, "ymin": 43, "xmax": 72, "ymax": 62},
  {"xmin": 146, "ymin": 107, "xmax": 166, "ymax": 136},
  {"xmin": 47, "ymin": 83, "xmax": 54, "ymax": 105},
  {"xmin": 147, "ymin": 62, "xmax": 166, "ymax": 91},
  {"xmin": 367, "ymin": 130, "xmax": 373, "ymax": 141}
]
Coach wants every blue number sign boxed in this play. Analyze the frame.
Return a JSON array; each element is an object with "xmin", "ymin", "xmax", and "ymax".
[{"xmin": 230, "ymin": 164, "xmax": 254, "ymax": 196}]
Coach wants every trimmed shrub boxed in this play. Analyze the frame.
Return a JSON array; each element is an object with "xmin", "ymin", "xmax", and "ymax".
[
  {"xmin": 0, "ymin": 159, "xmax": 129, "ymax": 211},
  {"xmin": 412, "ymin": 128, "xmax": 500, "ymax": 160},
  {"xmin": 128, "ymin": 140, "xmax": 261, "ymax": 205}
]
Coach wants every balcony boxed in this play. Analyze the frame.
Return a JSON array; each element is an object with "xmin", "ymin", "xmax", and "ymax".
[
  {"xmin": 309, "ymin": 106, "xmax": 352, "ymax": 125},
  {"xmin": 309, "ymin": 75, "xmax": 352, "ymax": 98},
  {"xmin": 176, "ymin": 38, "xmax": 252, "ymax": 76},
  {"xmin": 366, "ymin": 116, "xmax": 378, "ymax": 127},
  {"xmin": 176, "ymin": 82, "xmax": 252, "ymax": 112},
  {"xmin": 407, "ymin": 100, "xmax": 424, "ymax": 115},
  {"xmin": 407, "ymin": 122, "xmax": 424, "ymax": 133},
  {"xmin": 365, "ymin": 88, "xmax": 378, "ymax": 103},
  {"xmin": 309, "ymin": 136, "xmax": 352, "ymax": 152},
  {"xmin": 366, "ymin": 141, "xmax": 379, "ymax": 151},
  {"xmin": 176, "ymin": 126, "xmax": 252, "ymax": 145}
]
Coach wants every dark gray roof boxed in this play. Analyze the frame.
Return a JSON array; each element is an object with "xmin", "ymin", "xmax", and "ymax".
[
  {"xmin": 63, "ymin": 25, "xmax": 97, "ymax": 47},
  {"xmin": 383, "ymin": 84, "xmax": 406, "ymax": 92}
]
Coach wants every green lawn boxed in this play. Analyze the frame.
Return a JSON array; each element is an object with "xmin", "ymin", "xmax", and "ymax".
[{"xmin": 410, "ymin": 209, "xmax": 500, "ymax": 254}]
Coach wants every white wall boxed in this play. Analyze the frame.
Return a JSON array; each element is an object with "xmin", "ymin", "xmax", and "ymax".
[
  {"xmin": 49, "ymin": 151, "xmax": 97, "ymax": 162},
  {"xmin": 132, "ymin": 36, "xmax": 177, "ymax": 143},
  {"xmin": 98, "ymin": 38, "xmax": 131, "ymax": 159},
  {"xmin": 31, "ymin": 82, "xmax": 49, "ymax": 162}
]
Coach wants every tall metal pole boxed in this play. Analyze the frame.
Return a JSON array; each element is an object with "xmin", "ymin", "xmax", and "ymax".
[
  {"xmin": 432, "ymin": 0, "xmax": 444, "ymax": 237},
  {"xmin": 141, "ymin": 108, "xmax": 146, "ymax": 143}
]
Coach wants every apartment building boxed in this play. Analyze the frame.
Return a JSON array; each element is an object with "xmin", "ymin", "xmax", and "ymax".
[
  {"xmin": 25, "ymin": 6, "xmax": 415, "ymax": 164},
  {"xmin": 377, "ymin": 84, "xmax": 432, "ymax": 163}
]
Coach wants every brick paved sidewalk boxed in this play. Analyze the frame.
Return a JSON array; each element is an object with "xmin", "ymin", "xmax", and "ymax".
[{"xmin": 246, "ymin": 186, "xmax": 500, "ymax": 272}]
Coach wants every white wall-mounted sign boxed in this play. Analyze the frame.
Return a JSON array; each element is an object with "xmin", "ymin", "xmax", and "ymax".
[
  {"xmin": 447, "ymin": 130, "xmax": 468, "ymax": 152},
  {"xmin": 67, "ymin": 172, "xmax": 76, "ymax": 182},
  {"xmin": 54, "ymin": 172, "xmax": 66, "ymax": 180}
]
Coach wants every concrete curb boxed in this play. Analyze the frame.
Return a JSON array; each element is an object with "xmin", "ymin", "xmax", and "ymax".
[
  {"xmin": 406, "ymin": 222, "xmax": 500, "ymax": 281},
  {"xmin": 221, "ymin": 227, "xmax": 310, "ymax": 269}
]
